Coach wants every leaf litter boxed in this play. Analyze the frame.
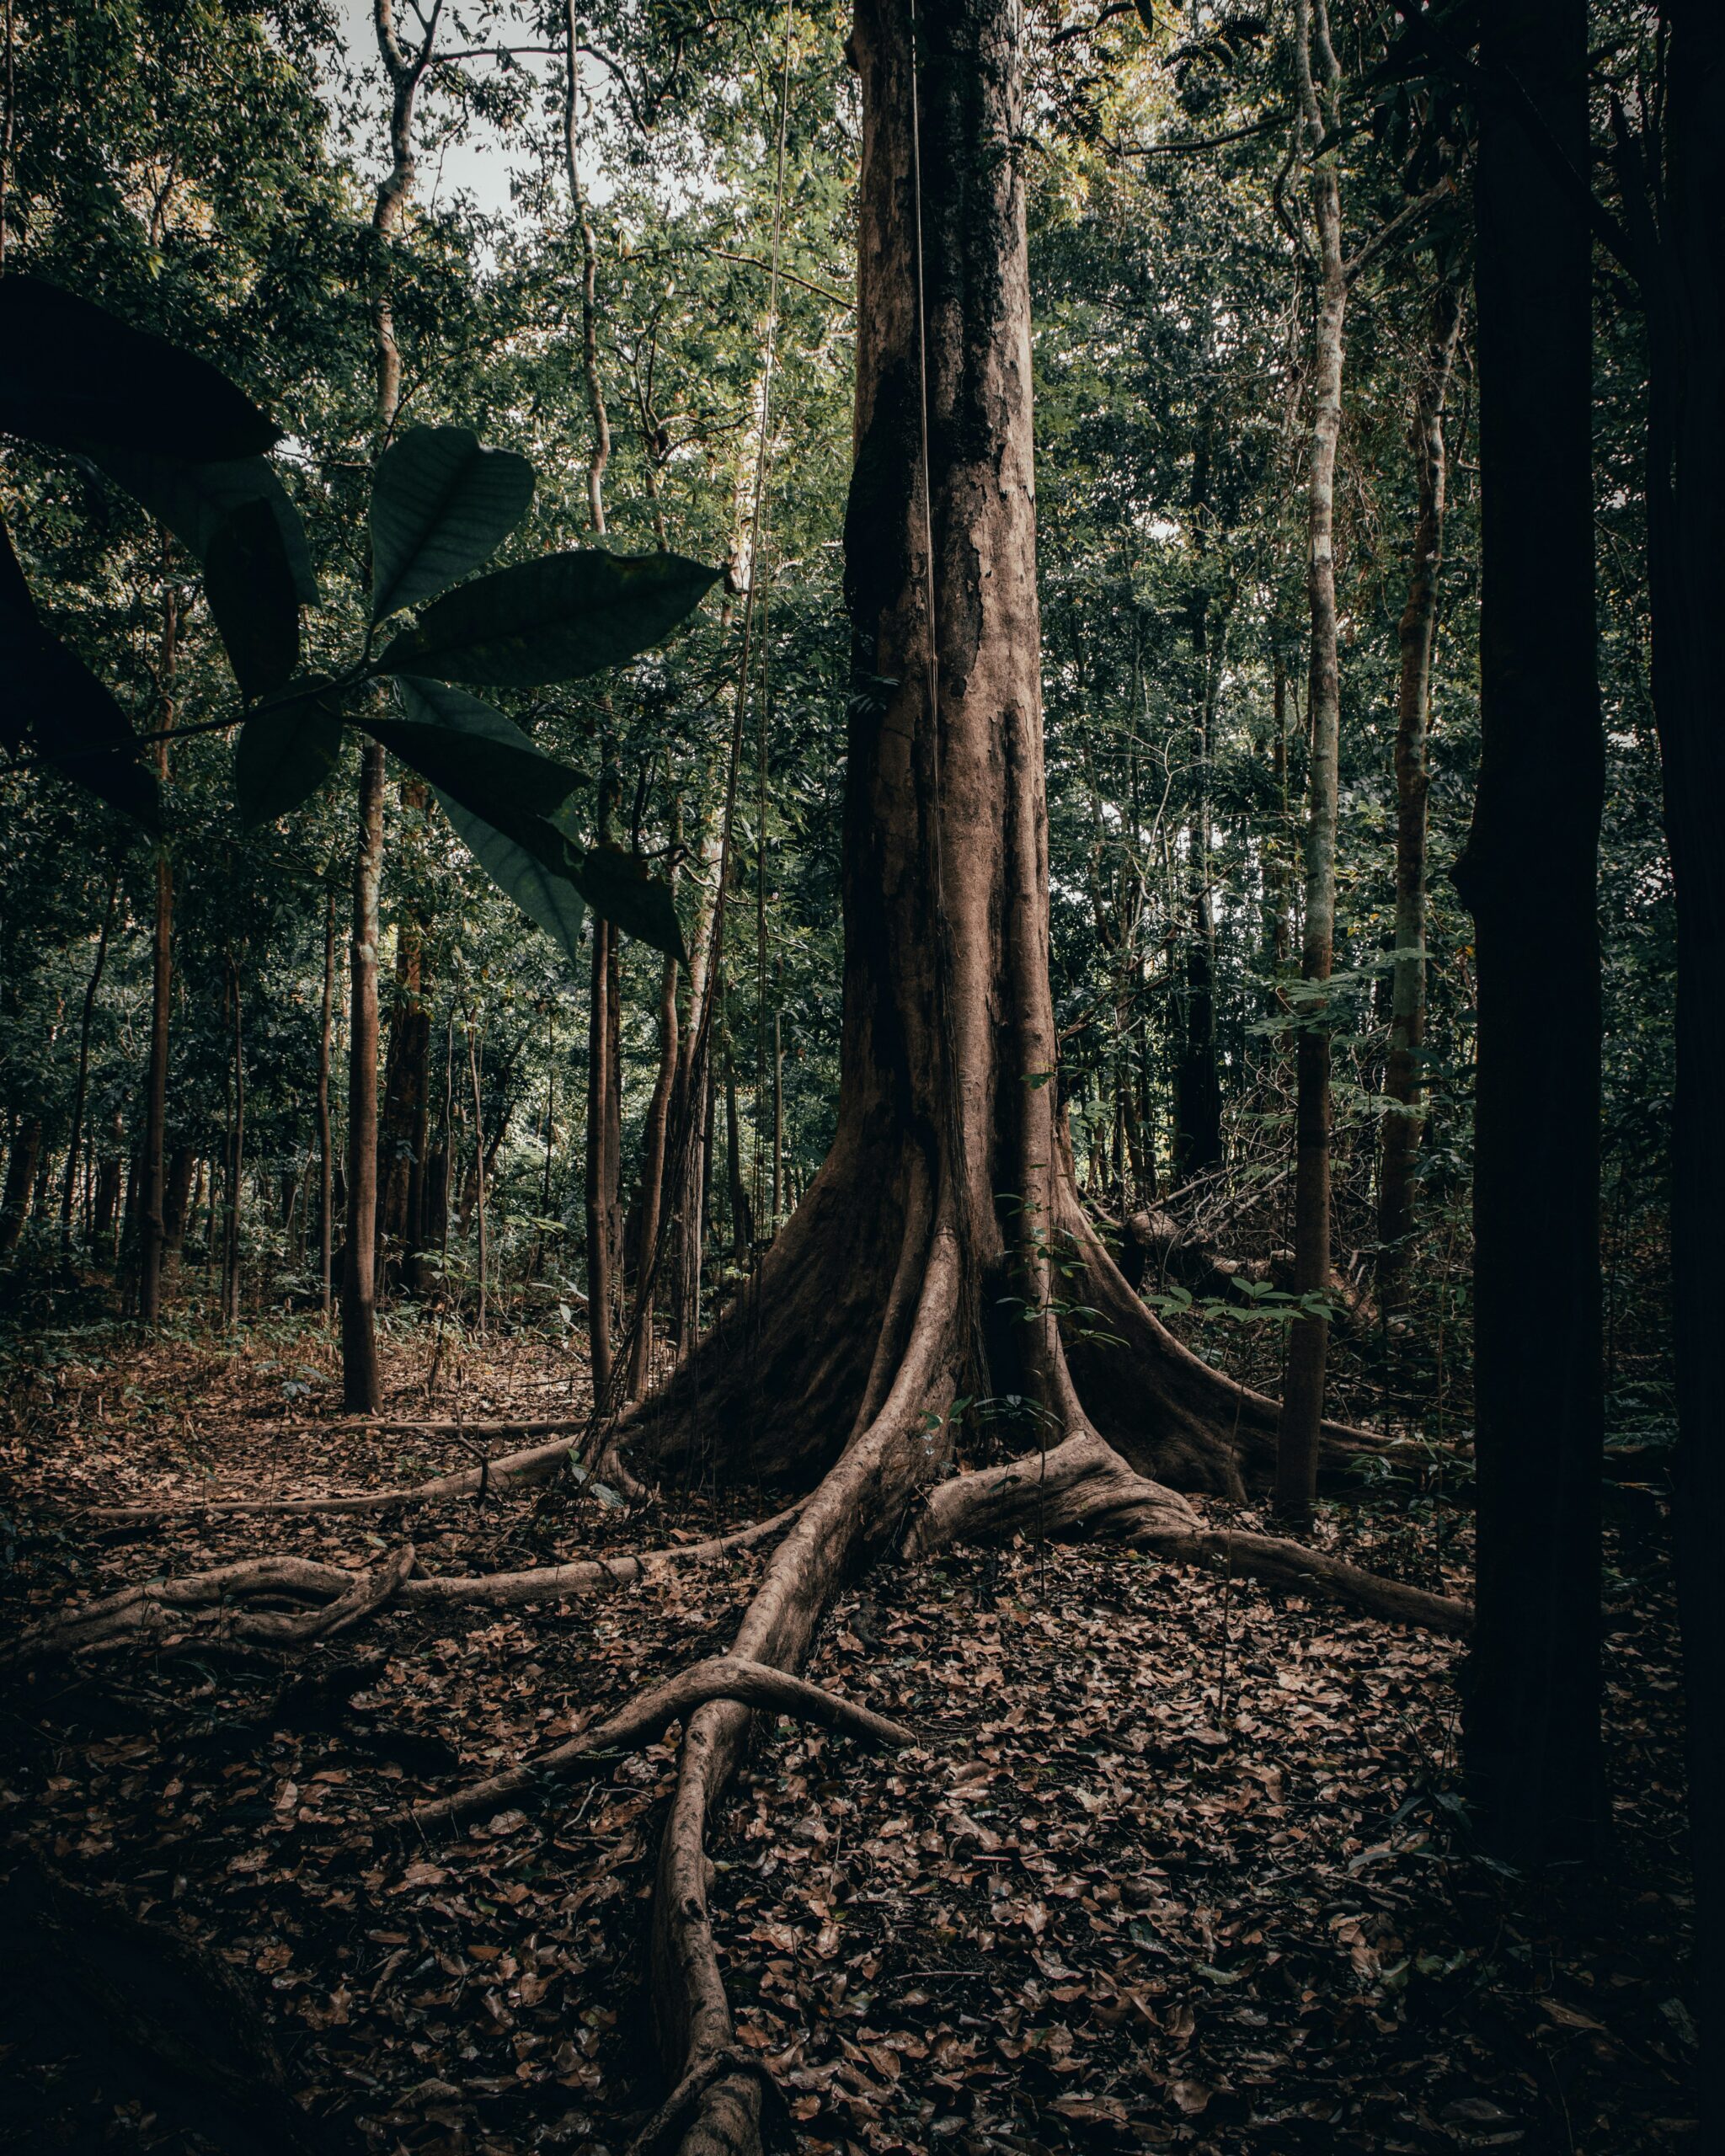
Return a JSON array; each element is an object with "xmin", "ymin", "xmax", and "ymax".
[{"xmin": 0, "ymin": 1323, "xmax": 1698, "ymax": 2153}]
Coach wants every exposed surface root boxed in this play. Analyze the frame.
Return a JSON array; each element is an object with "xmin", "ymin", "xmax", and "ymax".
[
  {"xmin": 7, "ymin": 1511, "xmax": 808, "ymax": 1664},
  {"xmin": 405, "ymin": 1654, "xmax": 917, "ymax": 1830},
  {"xmin": 907, "ymin": 1431, "xmax": 1473, "ymax": 1636},
  {"xmin": 88, "ymin": 1431, "xmax": 594, "ymax": 1520}
]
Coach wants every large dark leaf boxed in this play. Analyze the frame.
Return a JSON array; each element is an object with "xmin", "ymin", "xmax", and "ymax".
[
  {"xmin": 372, "ymin": 549, "xmax": 718, "ymax": 687},
  {"xmin": 234, "ymin": 679, "xmax": 344, "ymax": 828},
  {"xmin": 203, "ymin": 500, "xmax": 300, "ymax": 699},
  {"xmin": 369, "ymin": 426, "xmax": 535, "ymax": 623},
  {"xmin": 0, "ymin": 276, "xmax": 280, "ymax": 462},
  {"xmin": 13, "ymin": 636, "xmax": 160, "ymax": 831},
  {"xmin": 362, "ymin": 711, "xmax": 585, "ymax": 828},
  {"xmin": 93, "ymin": 451, "xmax": 318, "ymax": 605},
  {"xmin": 393, "ymin": 680, "xmax": 586, "ymax": 969},
  {"xmin": 2, "ymin": 514, "xmax": 158, "ymax": 828},
  {"xmin": 576, "ymin": 843, "xmax": 688, "ymax": 965}
]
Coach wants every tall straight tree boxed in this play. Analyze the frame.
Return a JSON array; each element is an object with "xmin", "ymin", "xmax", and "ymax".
[
  {"xmin": 1453, "ymin": 0, "xmax": 1605, "ymax": 1861},
  {"xmin": 1274, "ymin": 0, "xmax": 1348, "ymax": 1529},
  {"xmin": 343, "ymin": 0, "xmax": 441, "ymax": 1410},
  {"xmin": 137, "ymin": 579, "xmax": 178, "ymax": 1322},
  {"xmin": 1377, "ymin": 265, "xmax": 1461, "ymax": 1304}
]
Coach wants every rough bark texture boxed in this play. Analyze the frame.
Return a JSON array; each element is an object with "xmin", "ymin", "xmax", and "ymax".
[
  {"xmin": 342, "ymin": 743, "xmax": 386, "ymax": 1412},
  {"xmin": 318, "ymin": 886, "xmax": 336, "ymax": 1321},
  {"xmin": 377, "ymin": 787, "xmax": 430, "ymax": 1290},
  {"xmin": 61, "ymin": 857, "xmax": 120, "ymax": 1241},
  {"xmin": 1453, "ymin": 0, "xmax": 1604, "ymax": 1864},
  {"xmin": 1632, "ymin": 0, "xmax": 1725, "ymax": 2099},
  {"xmin": 1377, "ymin": 272, "xmax": 1460, "ymax": 1303},
  {"xmin": 1275, "ymin": 0, "xmax": 1345, "ymax": 1532},
  {"xmin": 138, "ymin": 587, "xmax": 177, "ymax": 1324}
]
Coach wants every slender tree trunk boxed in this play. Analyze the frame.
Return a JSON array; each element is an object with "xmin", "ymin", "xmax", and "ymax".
[
  {"xmin": 628, "ymin": 943, "xmax": 680, "ymax": 1399},
  {"xmin": 139, "ymin": 580, "xmax": 178, "ymax": 1323},
  {"xmin": 342, "ymin": 744, "xmax": 386, "ymax": 1411},
  {"xmin": 318, "ymin": 885, "xmax": 336, "ymax": 1322},
  {"xmin": 1631, "ymin": 0, "xmax": 1725, "ymax": 2089},
  {"xmin": 1377, "ymin": 274, "xmax": 1462, "ymax": 1305},
  {"xmin": 1270, "ymin": 654, "xmax": 1294, "ymax": 971},
  {"xmin": 585, "ymin": 798, "xmax": 621, "ymax": 1400},
  {"xmin": 1275, "ymin": 0, "xmax": 1348, "ymax": 1531},
  {"xmin": 61, "ymin": 858, "xmax": 120, "ymax": 1244},
  {"xmin": 378, "ymin": 783, "xmax": 431, "ymax": 1292},
  {"xmin": 163, "ymin": 1145, "xmax": 194, "ymax": 1262},
  {"xmin": 341, "ymin": 0, "xmax": 430, "ymax": 1395},
  {"xmin": 467, "ymin": 1022, "xmax": 488, "ymax": 1337},
  {"xmin": 772, "ymin": 1006, "xmax": 784, "ymax": 1229},
  {"xmin": 0, "ymin": 1113, "xmax": 39, "ymax": 1257},
  {"xmin": 222, "ymin": 957, "xmax": 245, "ymax": 1326},
  {"xmin": 1452, "ymin": 0, "xmax": 1604, "ymax": 1862}
]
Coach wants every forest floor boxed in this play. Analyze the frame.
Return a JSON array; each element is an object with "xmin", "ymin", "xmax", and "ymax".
[{"xmin": 0, "ymin": 1314, "xmax": 1698, "ymax": 2156}]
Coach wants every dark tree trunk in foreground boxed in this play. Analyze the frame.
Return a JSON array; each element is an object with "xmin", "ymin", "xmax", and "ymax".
[
  {"xmin": 1454, "ymin": 0, "xmax": 1604, "ymax": 1864},
  {"xmin": 1630, "ymin": 0, "xmax": 1725, "ymax": 2096},
  {"xmin": 1377, "ymin": 270, "xmax": 1461, "ymax": 1305},
  {"xmin": 342, "ymin": 745, "xmax": 386, "ymax": 1412}
]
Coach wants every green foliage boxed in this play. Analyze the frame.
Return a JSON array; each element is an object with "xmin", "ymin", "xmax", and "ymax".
[
  {"xmin": 371, "ymin": 550, "xmax": 720, "ymax": 690},
  {"xmin": 234, "ymin": 688, "xmax": 345, "ymax": 830},
  {"xmin": 369, "ymin": 426, "xmax": 535, "ymax": 623}
]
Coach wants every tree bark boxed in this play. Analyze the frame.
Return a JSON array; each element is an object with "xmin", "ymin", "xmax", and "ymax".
[
  {"xmin": 0, "ymin": 1113, "xmax": 40, "ymax": 1258},
  {"xmin": 1274, "ymin": 0, "xmax": 1348, "ymax": 1530},
  {"xmin": 341, "ymin": 744, "xmax": 386, "ymax": 1412},
  {"xmin": 138, "ymin": 581, "xmax": 178, "ymax": 1323},
  {"xmin": 221, "ymin": 957, "xmax": 245, "ymax": 1327},
  {"xmin": 1377, "ymin": 271, "xmax": 1461, "ymax": 1305},
  {"xmin": 1452, "ymin": 0, "xmax": 1604, "ymax": 1864},
  {"xmin": 1631, "ymin": 0, "xmax": 1725, "ymax": 2092},
  {"xmin": 317, "ymin": 885, "xmax": 335, "ymax": 1322},
  {"xmin": 377, "ymin": 784, "xmax": 430, "ymax": 1291},
  {"xmin": 61, "ymin": 857, "xmax": 120, "ymax": 1245}
]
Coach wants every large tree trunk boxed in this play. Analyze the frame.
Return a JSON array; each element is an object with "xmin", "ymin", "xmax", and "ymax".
[
  {"xmin": 1452, "ymin": 0, "xmax": 1604, "ymax": 1864},
  {"xmin": 1275, "ymin": 0, "xmax": 1348, "ymax": 1529},
  {"xmin": 1636, "ymin": 0, "xmax": 1725, "ymax": 2100},
  {"xmin": 1377, "ymin": 270, "xmax": 1461, "ymax": 1305},
  {"xmin": 612, "ymin": 10, "xmax": 1407, "ymax": 2148}
]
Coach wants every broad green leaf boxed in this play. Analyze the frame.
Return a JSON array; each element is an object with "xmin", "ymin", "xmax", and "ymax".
[
  {"xmin": 372, "ymin": 548, "xmax": 718, "ymax": 687},
  {"xmin": 393, "ymin": 679, "xmax": 586, "ymax": 969},
  {"xmin": 93, "ymin": 451, "xmax": 318, "ymax": 605},
  {"xmin": 203, "ymin": 499, "xmax": 300, "ymax": 698},
  {"xmin": 369, "ymin": 425, "xmax": 534, "ymax": 622},
  {"xmin": 575, "ymin": 842, "xmax": 688, "ymax": 965},
  {"xmin": 0, "ymin": 275, "xmax": 280, "ymax": 461},
  {"xmin": 235, "ymin": 679, "xmax": 344, "ymax": 826},
  {"xmin": 361, "ymin": 711, "xmax": 585, "ymax": 826}
]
